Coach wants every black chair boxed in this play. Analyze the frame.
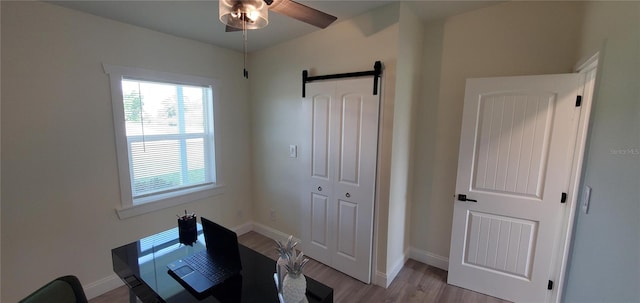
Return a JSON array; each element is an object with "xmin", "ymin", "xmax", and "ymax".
[{"xmin": 19, "ymin": 275, "xmax": 88, "ymax": 303}]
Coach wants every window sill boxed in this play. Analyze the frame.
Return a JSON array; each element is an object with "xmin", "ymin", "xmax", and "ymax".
[{"xmin": 115, "ymin": 184, "xmax": 225, "ymax": 220}]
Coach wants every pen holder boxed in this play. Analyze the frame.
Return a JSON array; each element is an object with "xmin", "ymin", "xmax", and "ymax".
[{"xmin": 178, "ymin": 216, "xmax": 197, "ymax": 246}]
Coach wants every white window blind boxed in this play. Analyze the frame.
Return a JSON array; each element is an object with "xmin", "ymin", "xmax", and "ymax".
[{"xmin": 121, "ymin": 78, "xmax": 216, "ymax": 200}]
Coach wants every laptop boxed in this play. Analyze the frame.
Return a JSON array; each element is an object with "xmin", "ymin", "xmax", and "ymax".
[{"xmin": 167, "ymin": 217, "xmax": 243, "ymax": 298}]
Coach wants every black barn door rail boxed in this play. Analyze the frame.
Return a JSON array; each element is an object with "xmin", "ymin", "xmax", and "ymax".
[{"xmin": 302, "ymin": 61, "xmax": 382, "ymax": 97}]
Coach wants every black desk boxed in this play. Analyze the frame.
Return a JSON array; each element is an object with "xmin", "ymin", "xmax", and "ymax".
[{"xmin": 112, "ymin": 226, "xmax": 333, "ymax": 303}]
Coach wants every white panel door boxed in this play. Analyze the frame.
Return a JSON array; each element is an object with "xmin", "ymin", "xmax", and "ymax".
[
  {"xmin": 331, "ymin": 79, "xmax": 378, "ymax": 283},
  {"xmin": 448, "ymin": 74, "xmax": 583, "ymax": 302},
  {"xmin": 302, "ymin": 78, "xmax": 379, "ymax": 284},
  {"xmin": 304, "ymin": 81, "xmax": 335, "ymax": 266}
]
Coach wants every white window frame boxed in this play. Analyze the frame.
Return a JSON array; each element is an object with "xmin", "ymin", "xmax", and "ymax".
[{"xmin": 104, "ymin": 64, "xmax": 224, "ymax": 219}]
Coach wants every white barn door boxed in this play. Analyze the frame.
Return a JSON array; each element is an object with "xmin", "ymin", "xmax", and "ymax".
[
  {"xmin": 448, "ymin": 74, "xmax": 583, "ymax": 302},
  {"xmin": 302, "ymin": 78, "xmax": 379, "ymax": 283}
]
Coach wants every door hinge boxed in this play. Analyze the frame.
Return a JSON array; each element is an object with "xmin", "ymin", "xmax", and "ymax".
[
  {"xmin": 576, "ymin": 95, "xmax": 582, "ymax": 107},
  {"xmin": 561, "ymin": 192, "xmax": 567, "ymax": 203},
  {"xmin": 548, "ymin": 280, "xmax": 554, "ymax": 290}
]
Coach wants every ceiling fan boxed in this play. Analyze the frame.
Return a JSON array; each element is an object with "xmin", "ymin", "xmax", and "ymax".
[
  {"xmin": 219, "ymin": 0, "xmax": 338, "ymax": 78},
  {"xmin": 220, "ymin": 0, "xmax": 338, "ymax": 31}
]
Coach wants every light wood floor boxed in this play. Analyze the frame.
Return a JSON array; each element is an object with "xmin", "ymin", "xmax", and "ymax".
[{"xmin": 91, "ymin": 231, "xmax": 509, "ymax": 303}]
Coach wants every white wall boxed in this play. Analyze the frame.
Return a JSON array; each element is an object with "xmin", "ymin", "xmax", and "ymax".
[
  {"xmin": 248, "ymin": 3, "xmax": 400, "ymax": 282},
  {"xmin": 385, "ymin": 2, "xmax": 424, "ymax": 280},
  {"xmin": 408, "ymin": 18, "xmax": 446, "ymax": 268},
  {"xmin": 1, "ymin": 2, "xmax": 252, "ymax": 302},
  {"xmin": 563, "ymin": 2, "xmax": 640, "ymax": 302},
  {"xmin": 410, "ymin": 1, "xmax": 584, "ymax": 260},
  {"xmin": 0, "ymin": 2, "xmax": 2, "ymax": 299}
]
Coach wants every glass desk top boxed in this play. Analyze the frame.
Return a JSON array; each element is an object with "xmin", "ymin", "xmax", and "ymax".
[{"xmin": 112, "ymin": 225, "xmax": 333, "ymax": 303}]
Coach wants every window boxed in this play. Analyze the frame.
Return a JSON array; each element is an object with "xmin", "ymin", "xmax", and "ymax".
[
  {"xmin": 105, "ymin": 65, "xmax": 223, "ymax": 219},
  {"xmin": 122, "ymin": 78, "xmax": 215, "ymax": 198}
]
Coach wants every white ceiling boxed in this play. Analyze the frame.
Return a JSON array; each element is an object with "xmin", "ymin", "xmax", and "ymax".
[{"xmin": 50, "ymin": 1, "xmax": 500, "ymax": 52}]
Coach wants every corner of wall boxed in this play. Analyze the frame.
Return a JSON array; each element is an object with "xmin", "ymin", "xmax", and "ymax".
[
  {"xmin": 409, "ymin": 247, "xmax": 449, "ymax": 271},
  {"xmin": 384, "ymin": 0, "xmax": 425, "ymax": 283},
  {"xmin": 408, "ymin": 18, "xmax": 447, "ymax": 261},
  {"xmin": 383, "ymin": 248, "xmax": 409, "ymax": 288}
]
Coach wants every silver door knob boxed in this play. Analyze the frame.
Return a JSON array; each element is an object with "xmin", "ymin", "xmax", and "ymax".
[
  {"xmin": 346, "ymin": 193, "xmax": 351, "ymax": 198},
  {"xmin": 318, "ymin": 186, "xmax": 322, "ymax": 191}
]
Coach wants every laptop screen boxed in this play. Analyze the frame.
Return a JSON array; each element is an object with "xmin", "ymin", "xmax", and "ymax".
[{"xmin": 200, "ymin": 217, "xmax": 243, "ymax": 271}]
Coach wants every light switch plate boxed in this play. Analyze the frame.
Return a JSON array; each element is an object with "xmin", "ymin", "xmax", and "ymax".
[
  {"xmin": 582, "ymin": 186, "xmax": 591, "ymax": 214},
  {"xmin": 289, "ymin": 145, "xmax": 297, "ymax": 158}
]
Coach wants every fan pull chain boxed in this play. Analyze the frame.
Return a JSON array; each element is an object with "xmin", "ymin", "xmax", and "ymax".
[{"xmin": 243, "ymin": 16, "xmax": 249, "ymax": 79}]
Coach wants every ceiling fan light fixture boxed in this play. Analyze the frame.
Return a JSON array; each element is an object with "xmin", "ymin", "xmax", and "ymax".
[{"xmin": 219, "ymin": 0, "xmax": 268, "ymax": 30}]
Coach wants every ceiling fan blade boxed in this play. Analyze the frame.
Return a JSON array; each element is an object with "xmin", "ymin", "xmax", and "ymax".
[{"xmin": 267, "ymin": 0, "xmax": 337, "ymax": 29}]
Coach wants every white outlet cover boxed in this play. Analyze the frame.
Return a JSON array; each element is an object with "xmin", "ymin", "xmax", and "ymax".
[{"xmin": 289, "ymin": 145, "xmax": 297, "ymax": 158}]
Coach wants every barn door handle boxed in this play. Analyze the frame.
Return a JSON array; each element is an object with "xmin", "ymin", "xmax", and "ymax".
[
  {"xmin": 457, "ymin": 194, "xmax": 477, "ymax": 202},
  {"xmin": 345, "ymin": 193, "xmax": 351, "ymax": 198},
  {"xmin": 318, "ymin": 186, "xmax": 322, "ymax": 191}
]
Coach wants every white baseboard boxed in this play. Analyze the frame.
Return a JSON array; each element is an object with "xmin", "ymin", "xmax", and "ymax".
[
  {"xmin": 252, "ymin": 221, "xmax": 301, "ymax": 244},
  {"xmin": 408, "ymin": 247, "xmax": 449, "ymax": 271},
  {"xmin": 373, "ymin": 248, "xmax": 448, "ymax": 288},
  {"xmin": 232, "ymin": 221, "xmax": 254, "ymax": 236},
  {"xmin": 373, "ymin": 271, "xmax": 388, "ymax": 288},
  {"xmin": 383, "ymin": 251, "xmax": 408, "ymax": 287},
  {"xmin": 83, "ymin": 274, "xmax": 124, "ymax": 300}
]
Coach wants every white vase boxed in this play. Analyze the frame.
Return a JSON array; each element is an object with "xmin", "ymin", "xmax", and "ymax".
[
  {"xmin": 282, "ymin": 273, "xmax": 306, "ymax": 303},
  {"xmin": 275, "ymin": 256, "xmax": 288, "ymax": 293}
]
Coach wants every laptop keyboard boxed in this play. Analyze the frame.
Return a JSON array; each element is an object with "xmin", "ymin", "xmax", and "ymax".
[{"xmin": 186, "ymin": 252, "xmax": 234, "ymax": 283}]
